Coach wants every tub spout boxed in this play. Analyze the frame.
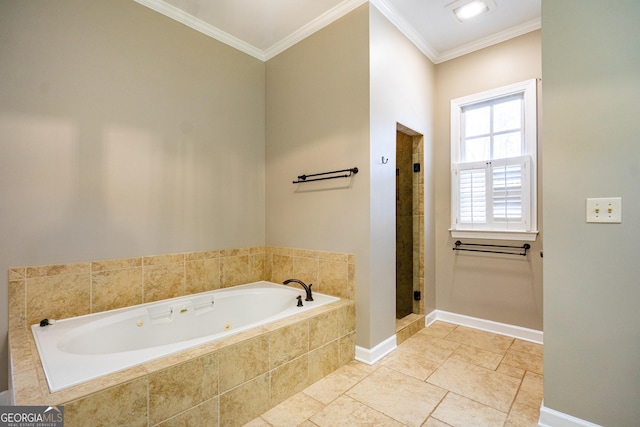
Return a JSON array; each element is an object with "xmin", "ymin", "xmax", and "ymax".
[{"xmin": 283, "ymin": 278, "xmax": 313, "ymax": 301}]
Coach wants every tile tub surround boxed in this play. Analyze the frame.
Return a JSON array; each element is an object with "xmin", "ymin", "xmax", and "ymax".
[
  {"xmin": 9, "ymin": 299, "xmax": 356, "ymax": 426},
  {"xmin": 8, "ymin": 246, "xmax": 356, "ymax": 426}
]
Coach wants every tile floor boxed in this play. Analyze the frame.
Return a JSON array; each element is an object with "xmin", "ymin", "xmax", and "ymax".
[{"xmin": 245, "ymin": 321, "xmax": 543, "ymax": 427}]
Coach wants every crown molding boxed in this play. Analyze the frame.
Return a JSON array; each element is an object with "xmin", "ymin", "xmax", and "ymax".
[
  {"xmin": 133, "ymin": 0, "xmax": 266, "ymax": 61},
  {"xmin": 436, "ymin": 17, "xmax": 541, "ymax": 63},
  {"xmin": 264, "ymin": 0, "xmax": 368, "ymax": 61},
  {"xmin": 370, "ymin": 0, "xmax": 439, "ymax": 63}
]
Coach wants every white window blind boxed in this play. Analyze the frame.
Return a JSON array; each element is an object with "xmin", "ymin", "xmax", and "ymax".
[{"xmin": 450, "ymin": 79, "xmax": 537, "ymax": 240}]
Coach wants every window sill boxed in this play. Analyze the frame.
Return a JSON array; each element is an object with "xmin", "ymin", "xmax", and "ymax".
[{"xmin": 449, "ymin": 229, "xmax": 539, "ymax": 242}]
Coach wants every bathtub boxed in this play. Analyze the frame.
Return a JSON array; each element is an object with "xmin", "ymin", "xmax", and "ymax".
[{"xmin": 32, "ymin": 281, "xmax": 339, "ymax": 392}]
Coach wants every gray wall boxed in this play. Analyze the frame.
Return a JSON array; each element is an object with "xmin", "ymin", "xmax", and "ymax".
[
  {"xmin": 0, "ymin": 0, "xmax": 266, "ymax": 390},
  {"xmin": 542, "ymin": 1, "xmax": 640, "ymax": 425},
  {"xmin": 434, "ymin": 31, "xmax": 543, "ymax": 331}
]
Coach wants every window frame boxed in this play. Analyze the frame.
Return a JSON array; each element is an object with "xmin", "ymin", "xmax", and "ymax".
[{"xmin": 450, "ymin": 79, "xmax": 538, "ymax": 241}]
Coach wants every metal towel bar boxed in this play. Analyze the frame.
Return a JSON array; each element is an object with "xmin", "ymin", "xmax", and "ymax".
[{"xmin": 453, "ymin": 240, "xmax": 530, "ymax": 256}]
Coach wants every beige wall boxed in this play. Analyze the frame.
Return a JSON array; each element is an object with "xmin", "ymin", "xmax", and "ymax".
[
  {"xmin": 0, "ymin": 0, "xmax": 266, "ymax": 390},
  {"xmin": 542, "ymin": 1, "xmax": 640, "ymax": 425},
  {"xmin": 369, "ymin": 5, "xmax": 435, "ymax": 346},
  {"xmin": 434, "ymin": 31, "xmax": 543, "ymax": 330}
]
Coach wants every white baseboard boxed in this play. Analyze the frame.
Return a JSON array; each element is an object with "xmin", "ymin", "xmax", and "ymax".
[
  {"xmin": 355, "ymin": 334, "xmax": 397, "ymax": 365},
  {"xmin": 539, "ymin": 405, "xmax": 602, "ymax": 427},
  {"xmin": 426, "ymin": 310, "xmax": 543, "ymax": 344}
]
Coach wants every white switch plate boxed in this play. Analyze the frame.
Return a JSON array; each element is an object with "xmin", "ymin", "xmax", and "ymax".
[{"xmin": 586, "ymin": 197, "xmax": 622, "ymax": 223}]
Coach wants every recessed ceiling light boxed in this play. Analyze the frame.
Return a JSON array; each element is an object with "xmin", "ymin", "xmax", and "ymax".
[{"xmin": 447, "ymin": 0, "xmax": 496, "ymax": 22}]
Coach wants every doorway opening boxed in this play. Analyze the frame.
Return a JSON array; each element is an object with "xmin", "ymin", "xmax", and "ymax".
[{"xmin": 395, "ymin": 124, "xmax": 425, "ymax": 340}]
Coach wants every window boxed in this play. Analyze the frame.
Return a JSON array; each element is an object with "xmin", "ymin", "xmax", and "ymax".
[{"xmin": 450, "ymin": 79, "xmax": 538, "ymax": 241}]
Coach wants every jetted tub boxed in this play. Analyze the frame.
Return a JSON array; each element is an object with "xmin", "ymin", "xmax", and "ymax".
[{"xmin": 32, "ymin": 281, "xmax": 339, "ymax": 392}]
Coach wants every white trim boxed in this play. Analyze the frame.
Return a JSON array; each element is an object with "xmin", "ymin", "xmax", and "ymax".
[
  {"xmin": 438, "ymin": 18, "xmax": 541, "ymax": 63},
  {"xmin": 539, "ymin": 405, "xmax": 603, "ymax": 427},
  {"xmin": 426, "ymin": 310, "xmax": 543, "ymax": 344},
  {"xmin": 450, "ymin": 229, "xmax": 539, "ymax": 242},
  {"xmin": 264, "ymin": 0, "xmax": 368, "ymax": 61},
  {"xmin": 133, "ymin": 0, "xmax": 265, "ymax": 60},
  {"xmin": 370, "ymin": 0, "xmax": 439, "ymax": 62},
  {"xmin": 355, "ymin": 335, "xmax": 397, "ymax": 365}
]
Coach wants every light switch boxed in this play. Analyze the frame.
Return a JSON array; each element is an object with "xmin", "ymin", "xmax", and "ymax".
[{"xmin": 586, "ymin": 197, "xmax": 622, "ymax": 223}]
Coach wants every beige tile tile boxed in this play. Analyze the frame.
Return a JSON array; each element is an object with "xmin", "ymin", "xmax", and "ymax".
[
  {"xmin": 249, "ymin": 253, "xmax": 267, "ymax": 282},
  {"xmin": 293, "ymin": 256, "xmax": 319, "ymax": 285},
  {"xmin": 309, "ymin": 310, "xmax": 338, "ymax": 350},
  {"xmin": 271, "ymin": 253, "xmax": 293, "ymax": 283},
  {"xmin": 421, "ymin": 321, "xmax": 458, "ymax": 338},
  {"xmin": 143, "ymin": 262, "xmax": 185, "ymax": 303},
  {"xmin": 445, "ymin": 326, "xmax": 514, "ymax": 355},
  {"xmin": 450, "ymin": 344, "xmax": 504, "ymax": 370},
  {"xmin": 144, "ymin": 253, "xmax": 184, "ymax": 266},
  {"xmin": 269, "ymin": 321, "xmax": 309, "ymax": 369},
  {"xmin": 514, "ymin": 371, "xmax": 543, "ymax": 409},
  {"xmin": 63, "ymin": 379, "xmax": 148, "ymax": 427},
  {"xmin": 510, "ymin": 339, "xmax": 543, "ymax": 358},
  {"xmin": 398, "ymin": 334, "xmax": 460, "ymax": 364},
  {"xmin": 303, "ymin": 362, "xmax": 370, "ymax": 405},
  {"xmin": 9, "ymin": 267, "xmax": 26, "ymax": 280},
  {"xmin": 379, "ymin": 347, "xmax": 440, "ymax": 381},
  {"xmin": 270, "ymin": 355, "xmax": 309, "ymax": 406},
  {"xmin": 347, "ymin": 367, "xmax": 447, "ymax": 426},
  {"xmin": 91, "ymin": 257, "xmax": 141, "ymax": 272},
  {"xmin": 506, "ymin": 400, "xmax": 541, "ymax": 427},
  {"xmin": 319, "ymin": 259, "xmax": 349, "ymax": 299},
  {"xmin": 496, "ymin": 363, "xmax": 526, "ymax": 379},
  {"xmin": 8, "ymin": 279, "xmax": 26, "ymax": 329},
  {"xmin": 243, "ymin": 417, "xmax": 272, "ymax": 427},
  {"xmin": 155, "ymin": 397, "xmax": 218, "ymax": 427},
  {"xmin": 185, "ymin": 250, "xmax": 220, "ymax": 261},
  {"xmin": 502, "ymin": 348, "xmax": 543, "ymax": 375},
  {"xmin": 26, "ymin": 262, "xmax": 90, "ymax": 278},
  {"xmin": 220, "ymin": 373, "xmax": 270, "ymax": 427},
  {"xmin": 26, "ymin": 273, "xmax": 90, "ymax": 325},
  {"xmin": 427, "ymin": 359, "xmax": 521, "ymax": 412},
  {"xmin": 185, "ymin": 257, "xmax": 220, "ymax": 294},
  {"xmin": 431, "ymin": 392, "xmax": 508, "ymax": 427},
  {"xmin": 260, "ymin": 392, "xmax": 325, "ymax": 427},
  {"xmin": 339, "ymin": 332, "xmax": 356, "ymax": 366},
  {"xmin": 310, "ymin": 395, "xmax": 404, "ymax": 427},
  {"xmin": 423, "ymin": 417, "xmax": 453, "ymax": 427},
  {"xmin": 339, "ymin": 302, "xmax": 356, "ymax": 336},
  {"xmin": 221, "ymin": 247, "xmax": 249, "ymax": 257},
  {"xmin": 309, "ymin": 341, "xmax": 339, "ymax": 384},
  {"xmin": 219, "ymin": 335, "xmax": 269, "ymax": 392},
  {"xmin": 148, "ymin": 352, "xmax": 218, "ymax": 425},
  {"xmin": 92, "ymin": 267, "xmax": 142, "ymax": 312},
  {"xmin": 220, "ymin": 255, "xmax": 250, "ymax": 287}
]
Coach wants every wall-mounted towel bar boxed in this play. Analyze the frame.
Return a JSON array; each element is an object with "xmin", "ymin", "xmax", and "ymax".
[
  {"xmin": 453, "ymin": 240, "xmax": 530, "ymax": 256},
  {"xmin": 292, "ymin": 167, "xmax": 358, "ymax": 184}
]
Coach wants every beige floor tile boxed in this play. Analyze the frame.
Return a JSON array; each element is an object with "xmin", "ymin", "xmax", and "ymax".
[
  {"xmin": 496, "ymin": 363, "xmax": 525, "ymax": 379},
  {"xmin": 510, "ymin": 339, "xmax": 543, "ymax": 358},
  {"xmin": 422, "ymin": 417, "xmax": 454, "ymax": 427},
  {"xmin": 505, "ymin": 400, "xmax": 541, "ymax": 427},
  {"xmin": 445, "ymin": 326, "xmax": 514, "ymax": 355},
  {"xmin": 303, "ymin": 362, "xmax": 370, "ymax": 404},
  {"xmin": 427, "ymin": 359, "xmax": 521, "ymax": 412},
  {"xmin": 380, "ymin": 346, "xmax": 441, "ymax": 381},
  {"xmin": 399, "ymin": 334, "xmax": 461, "ymax": 363},
  {"xmin": 420, "ymin": 321, "xmax": 458, "ymax": 338},
  {"xmin": 450, "ymin": 344, "xmax": 503, "ymax": 370},
  {"xmin": 243, "ymin": 417, "xmax": 272, "ymax": 427},
  {"xmin": 310, "ymin": 395, "xmax": 404, "ymax": 426},
  {"xmin": 347, "ymin": 367, "xmax": 447, "ymax": 426},
  {"xmin": 260, "ymin": 392, "xmax": 325, "ymax": 427},
  {"xmin": 431, "ymin": 393, "xmax": 508, "ymax": 427},
  {"xmin": 514, "ymin": 371, "xmax": 543, "ymax": 409},
  {"xmin": 502, "ymin": 348, "xmax": 543, "ymax": 375}
]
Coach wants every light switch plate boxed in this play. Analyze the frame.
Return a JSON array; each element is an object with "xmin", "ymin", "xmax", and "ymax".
[{"xmin": 586, "ymin": 197, "xmax": 622, "ymax": 223}]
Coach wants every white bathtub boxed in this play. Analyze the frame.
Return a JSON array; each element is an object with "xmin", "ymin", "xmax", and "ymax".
[{"xmin": 32, "ymin": 281, "xmax": 339, "ymax": 392}]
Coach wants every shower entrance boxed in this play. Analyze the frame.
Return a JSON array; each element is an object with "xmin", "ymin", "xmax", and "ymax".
[{"xmin": 395, "ymin": 125, "xmax": 425, "ymax": 336}]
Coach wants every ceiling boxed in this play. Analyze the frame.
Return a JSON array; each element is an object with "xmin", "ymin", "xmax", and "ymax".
[{"xmin": 134, "ymin": 0, "xmax": 540, "ymax": 63}]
